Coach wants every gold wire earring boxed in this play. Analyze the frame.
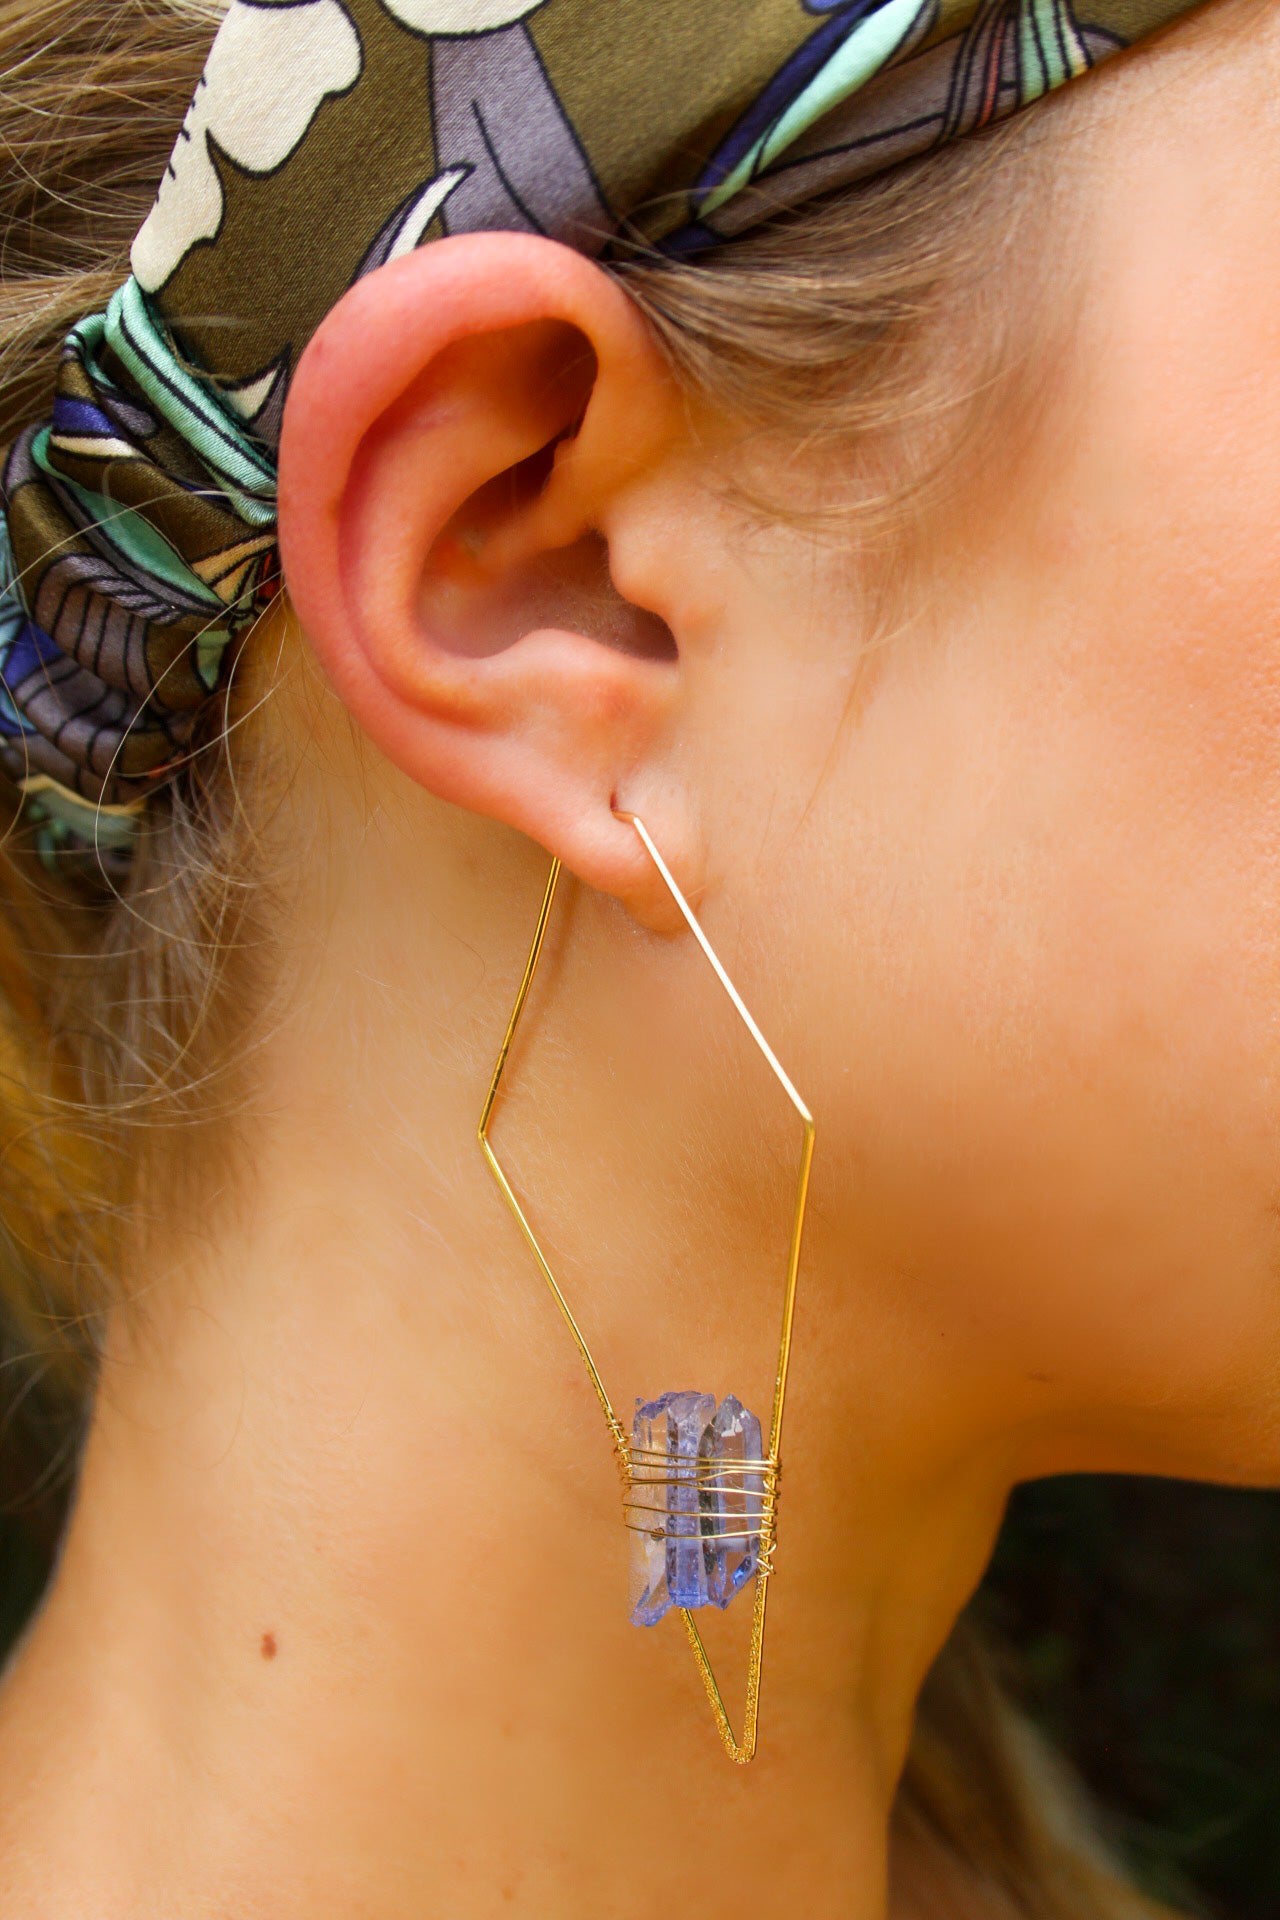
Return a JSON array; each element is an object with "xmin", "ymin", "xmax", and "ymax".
[{"xmin": 477, "ymin": 809, "xmax": 815, "ymax": 1764}]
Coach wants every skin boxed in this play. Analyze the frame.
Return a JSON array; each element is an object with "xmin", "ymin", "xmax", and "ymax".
[{"xmin": 0, "ymin": 2, "xmax": 1277, "ymax": 1914}]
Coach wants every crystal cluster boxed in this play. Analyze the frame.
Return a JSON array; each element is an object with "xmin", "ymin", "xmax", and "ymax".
[{"xmin": 627, "ymin": 1390, "xmax": 766, "ymax": 1627}]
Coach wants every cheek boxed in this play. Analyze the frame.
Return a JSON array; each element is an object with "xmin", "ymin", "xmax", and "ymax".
[{"xmin": 780, "ymin": 524, "xmax": 1280, "ymax": 1429}]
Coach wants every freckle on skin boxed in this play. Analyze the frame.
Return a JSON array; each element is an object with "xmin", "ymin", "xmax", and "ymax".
[{"xmin": 260, "ymin": 1631, "xmax": 278, "ymax": 1660}]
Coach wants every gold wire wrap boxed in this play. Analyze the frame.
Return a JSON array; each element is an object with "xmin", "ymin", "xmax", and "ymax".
[
  {"xmin": 622, "ymin": 1445, "xmax": 780, "ymax": 1553},
  {"xmin": 477, "ymin": 811, "xmax": 815, "ymax": 1764}
]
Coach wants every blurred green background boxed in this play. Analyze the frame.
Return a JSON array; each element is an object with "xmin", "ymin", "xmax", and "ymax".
[
  {"xmin": 978, "ymin": 1476, "xmax": 1280, "ymax": 1918},
  {"xmin": 2, "ymin": 1373, "xmax": 1277, "ymax": 1914}
]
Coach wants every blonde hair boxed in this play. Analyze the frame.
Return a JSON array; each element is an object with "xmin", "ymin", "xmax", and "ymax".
[{"xmin": 0, "ymin": 5, "xmax": 1182, "ymax": 1915}]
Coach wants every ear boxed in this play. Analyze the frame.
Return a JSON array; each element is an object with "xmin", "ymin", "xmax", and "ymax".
[{"xmin": 277, "ymin": 231, "xmax": 695, "ymax": 927}]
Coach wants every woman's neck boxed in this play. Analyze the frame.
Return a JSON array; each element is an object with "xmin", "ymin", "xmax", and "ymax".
[
  {"xmin": 0, "ymin": 801, "xmax": 1021, "ymax": 1918},
  {"xmin": 0, "ymin": 1172, "xmax": 1013, "ymax": 1915}
]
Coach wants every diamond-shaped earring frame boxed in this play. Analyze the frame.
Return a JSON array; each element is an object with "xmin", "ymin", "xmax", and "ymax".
[{"xmin": 477, "ymin": 810, "xmax": 815, "ymax": 1764}]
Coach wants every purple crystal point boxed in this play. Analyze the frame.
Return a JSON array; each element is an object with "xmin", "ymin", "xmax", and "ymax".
[
  {"xmin": 699, "ymin": 1394, "xmax": 765, "ymax": 1608},
  {"xmin": 628, "ymin": 1391, "xmax": 714, "ymax": 1626},
  {"xmin": 627, "ymin": 1389, "xmax": 766, "ymax": 1627}
]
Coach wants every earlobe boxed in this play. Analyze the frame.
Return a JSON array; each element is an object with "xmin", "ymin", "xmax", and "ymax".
[{"xmin": 277, "ymin": 232, "xmax": 692, "ymax": 926}]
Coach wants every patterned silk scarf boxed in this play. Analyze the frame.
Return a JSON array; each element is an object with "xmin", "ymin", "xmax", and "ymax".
[{"xmin": 0, "ymin": 0, "xmax": 1205, "ymax": 863}]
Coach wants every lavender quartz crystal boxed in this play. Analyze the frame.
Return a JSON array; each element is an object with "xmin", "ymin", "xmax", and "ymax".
[
  {"xmin": 699, "ymin": 1393, "xmax": 765, "ymax": 1608},
  {"xmin": 628, "ymin": 1389, "xmax": 766, "ymax": 1627},
  {"xmin": 628, "ymin": 1391, "xmax": 714, "ymax": 1625}
]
